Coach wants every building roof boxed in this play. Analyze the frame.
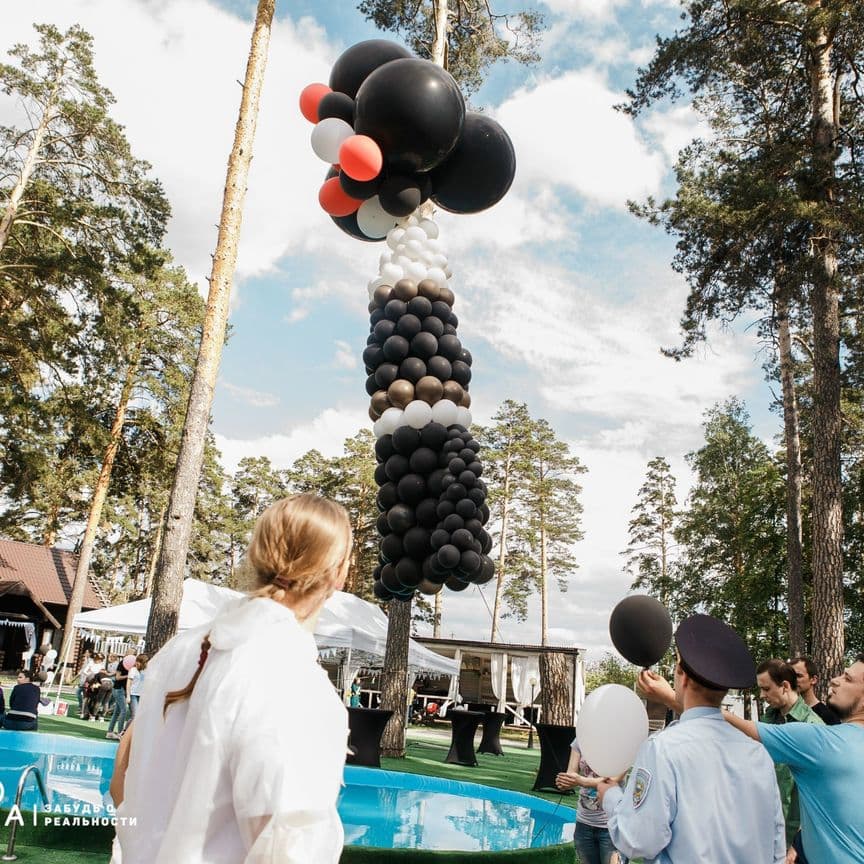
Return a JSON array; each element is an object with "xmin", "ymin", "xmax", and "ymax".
[
  {"xmin": 414, "ymin": 636, "xmax": 582, "ymax": 658},
  {"xmin": 0, "ymin": 539, "xmax": 107, "ymax": 611}
]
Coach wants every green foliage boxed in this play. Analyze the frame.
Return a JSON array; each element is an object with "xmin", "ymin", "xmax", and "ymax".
[
  {"xmin": 584, "ymin": 653, "xmax": 638, "ymax": 693},
  {"xmin": 358, "ymin": 0, "xmax": 544, "ymax": 96}
]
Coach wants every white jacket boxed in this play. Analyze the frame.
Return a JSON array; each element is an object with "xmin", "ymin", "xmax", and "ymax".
[{"xmin": 116, "ymin": 596, "xmax": 348, "ymax": 863}]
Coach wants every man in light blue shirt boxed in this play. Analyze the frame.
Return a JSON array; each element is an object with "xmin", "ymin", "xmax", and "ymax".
[
  {"xmin": 725, "ymin": 653, "xmax": 864, "ymax": 863},
  {"xmin": 598, "ymin": 615, "xmax": 785, "ymax": 864}
]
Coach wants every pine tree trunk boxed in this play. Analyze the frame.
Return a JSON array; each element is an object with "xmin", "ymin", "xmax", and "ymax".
[
  {"xmin": 145, "ymin": 0, "xmax": 276, "ymax": 654},
  {"xmin": 380, "ymin": 597, "xmax": 411, "ymax": 757},
  {"xmin": 433, "ymin": 591, "xmax": 442, "ymax": 637},
  {"xmin": 806, "ymin": 4, "xmax": 844, "ymax": 689},
  {"xmin": 490, "ymin": 451, "xmax": 512, "ymax": 642},
  {"xmin": 144, "ymin": 501, "xmax": 167, "ymax": 597},
  {"xmin": 540, "ymin": 522, "xmax": 549, "ymax": 647},
  {"xmin": 776, "ymin": 285, "xmax": 806, "ymax": 655},
  {"xmin": 539, "ymin": 652, "xmax": 571, "ymax": 725},
  {"xmin": 58, "ymin": 343, "xmax": 142, "ymax": 681},
  {"xmin": 431, "ymin": 0, "xmax": 448, "ymax": 67}
]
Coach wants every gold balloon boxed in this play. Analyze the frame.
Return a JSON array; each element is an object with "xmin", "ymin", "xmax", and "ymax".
[
  {"xmin": 393, "ymin": 278, "xmax": 418, "ymax": 301},
  {"xmin": 371, "ymin": 389, "xmax": 391, "ymax": 414},
  {"xmin": 369, "ymin": 405, "xmax": 380, "ymax": 421},
  {"xmin": 438, "ymin": 285, "xmax": 455, "ymax": 307},
  {"xmin": 387, "ymin": 378, "xmax": 415, "ymax": 408},
  {"xmin": 417, "ymin": 278, "xmax": 441, "ymax": 300},
  {"xmin": 442, "ymin": 380, "xmax": 464, "ymax": 403},
  {"xmin": 415, "ymin": 375, "xmax": 444, "ymax": 405},
  {"xmin": 373, "ymin": 284, "xmax": 393, "ymax": 307},
  {"xmin": 460, "ymin": 391, "xmax": 471, "ymax": 408}
]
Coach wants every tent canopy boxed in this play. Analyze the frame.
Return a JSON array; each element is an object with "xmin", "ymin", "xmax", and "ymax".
[{"xmin": 73, "ymin": 579, "xmax": 456, "ymax": 676}]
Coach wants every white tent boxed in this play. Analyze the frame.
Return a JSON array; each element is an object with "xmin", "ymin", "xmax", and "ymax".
[{"xmin": 68, "ymin": 579, "xmax": 456, "ymax": 676}]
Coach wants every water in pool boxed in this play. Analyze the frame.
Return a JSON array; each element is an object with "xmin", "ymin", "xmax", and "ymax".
[{"xmin": 1, "ymin": 735, "xmax": 575, "ymax": 851}]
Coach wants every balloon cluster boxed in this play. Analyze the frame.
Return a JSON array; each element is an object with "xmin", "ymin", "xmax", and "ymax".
[
  {"xmin": 366, "ymin": 220, "xmax": 494, "ymax": 601},
  {"xmin": 299, "ymin": 39, "xmax": 516, "ymax": 240}
]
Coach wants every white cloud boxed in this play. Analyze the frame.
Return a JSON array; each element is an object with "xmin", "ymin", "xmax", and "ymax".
[
  {"xmin": 496, "ymin": 70, "xmax": 665, "ymax": 209},
  {"xmin": 643, "ymin": 104, "xmax": 712, "ymax": 164},
  {"xmin": 214, "ymin": 406, "xmax": 367, "ymax": 473},
  {"xmin": 541, "ymin": 0, "xmax": 627, "ymax": 21},
  {"xmin": 219, "ymin": 380, "xmax": 280, "ymax": 408},
  {"xmin": 332, "ymin": 340, "xmax": 358, "ymax": 370}
]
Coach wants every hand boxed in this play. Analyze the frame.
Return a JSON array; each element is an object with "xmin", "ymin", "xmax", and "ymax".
[
  {"xmin": 555, "ymin": 772, "xmax": 578, "ymax": 790},
  {"xmin": 785, "ymin": 846, "xmax": 797, "ymax": 863},
  {"xmin": 596, "ymin": 778, "xmax": 619, "ymax": 805},
  {"xmin": 638, "ymin": 669, "xmax": 678, "ymax": 709}
]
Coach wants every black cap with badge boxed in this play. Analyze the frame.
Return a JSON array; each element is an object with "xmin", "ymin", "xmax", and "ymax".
[{"xmin": 675, "ymin": 614, "xmax": 756, "ymax": 690}]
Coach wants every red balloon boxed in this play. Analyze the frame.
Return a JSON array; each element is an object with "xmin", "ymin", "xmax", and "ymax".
[
  {"xmin": 339, "ymin": 134, "xmax": 383, "ymax": 181},
  {"xmin": 300, "ymin": 83, "xmax": 331, "ymax": 123},
  {"xmin": 318, "ymin": 176, "xmax": 361, "ymax": 217}
]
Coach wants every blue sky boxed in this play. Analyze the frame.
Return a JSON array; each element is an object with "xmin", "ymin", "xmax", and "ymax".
[{"xmin": 6, "ymin": 0, "xmax": 778, "ymax": 655}]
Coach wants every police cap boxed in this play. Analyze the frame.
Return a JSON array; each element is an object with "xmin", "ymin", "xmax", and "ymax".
[{"xmin": 675, "ymin": 614, "xmax": 756, "ymax": 690}]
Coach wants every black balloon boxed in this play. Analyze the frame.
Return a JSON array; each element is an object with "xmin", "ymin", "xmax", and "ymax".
[
  {"xmin": 395, "ymin": 313, "xmax": 422, "ymax": 339},
  {"xmin": 376, "ymin": 513, "xmax": 391, "ymax": 536},
  {"xmin": 355, "ymin": 59, "xmax": 465, "ymax": 173},
  {"xmin": 385, "ymin": 299, "xmax": 407, "ymax": 321},
  {"xmin": 431, "ymin": 301, "xmax": 452, "ymax": 322},
  {"xmin": 451, "ymin": 528, "xmax": 474, "ymax": 551},
  {"xmin": 427, "ymin": 356, "xmax": 452, "ymax": 381},
  {"xmin": 460, "ymin": 549, "xmax": 481, "ymax": 575},
  {"xmin": 375, "ymin": 434, "xmax": 394, "ymax": 462},
  {"xmin": 377, "ymin": 483, "xmax": 399, "ymax": 511},
  {"xmin": 415, "ymin": 497, "xmax": 439, "ymax": 528},
  {"xmin": 381, "ymin": 533, "xmax": 403, "ymax": 562},
  {"xmin": 373, "ymin": 579, "xmax": 394, "ymax": 600},
  {"xmin": 340, "ymin": 170, "xmax": 383, "ymax": 200},
  {"xmin": 375, "ymin": 363, "xmax": 399, "ymax": 389},
  {"xmin": 410, "ymin": 447, "xmax": 438, "ymax": 474},
  {"xmin": 387, "ymin": 503, "xmax": 416, "ymax": 533},
  {"xmin": 399, "ymin": 357, "xmax": 427, "ymax": 383},
  {"xmin": 422, "ymin": 316, "xmax": 445, "ymax": 338},
  {"xmin": 329, "ymin": 39, "xmax": 413, "ymax": 99},
  {"xmin": 374, "ymin": 463, "xmax": 388, "ymax": 486},
  {"xmin": 373, "ymin": 319, "xmax": 396, "ymax": 342},
  {"xmin": 475, "ymin": 556, "xmax": 496, "ymax": 585},
  {"xmin": 317, "ymin": 91, "xmax": 355, "ymax": 124},
  {"xmin": 397, "ymin": 473, "xmax": 426, "ymax": 505},
  {"xmin": 446, "ymin": 482, "xmax": 467, "ymax": 502},
  {"xmin": 437, "ymin": 334, "xmax": 462, "ymax": 360},
  {"xmin": 420, "ymin": 422, "xmax": 448, "ymax": 451},
  {"xmin": 408, "ymin": 296, "xmax": 433, "ymax": 318},
  {"xmin": 379, "ymin": 174, "xmax": 422, "ymax": 217},
  {"xmin": 383, "ymin": 335, "xmax": 410, "ymax": 362},
  {"xmin": 410, "ymin": 332, "xmax": 438, "ymax": 360},
  {"xmin": 437, "ymin": 544, "xmax": 461, "ymax": 570},
  {"xmin": 362, "ymin": 345, "xmax": 384, "ymax": 369},
  {"xmin": 443, "ymin": 513, "xmax": 465, "ymax": 533},
  {"xmin": 384, "ymin": 454, "xmax": 410, "ymax": 482},
  {"xmin": 431, "ymin": 113, "xmax": 516, "ymax": 214},
  {"xmin": 430, "ymin": 529, "xmax": 450, "ymax": 550},
  {"xmin": 380, "ymin": 563, "xmax": 401, "ymax": 591},
  {"xmin": 446, "ymin": 575, "xmax": 470, "ymax": 591},
  {"xmin": 436, "ymin": 499, "xmax": 455, "ymax": 518},
  {"xmin": 332, "ymin": 210, "xmax": 379, "ymax": 242},
  {"xmin": 392, "ymin": 425, "xmax": 422, "ymax": 455},
  {"xmin": 609, "ymin": 595, "xmax": 673, "ymax": 667},
  {"xmin": 451, "ymin": 360, "xmax": 472, "ymax": 386},
  {"xmin": 365, "ymin": 375, "xmax": 379, "ymax": 397},
  {"xmin": 403, "ymin": 526, "xmax": 430, "ymax": 559},
  {"xmin": 456, "ymin": 499, "xmax": 477, "ymax": 520},
  {"xmin": 427, "ymin": 468, "xmax": 447, "ymax": 496}
]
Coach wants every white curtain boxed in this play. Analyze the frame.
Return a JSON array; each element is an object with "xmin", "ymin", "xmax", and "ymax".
[
  {"xmin": 490, "ymin": 652, "xmax": 509, "ymax": 713},
  {"xmin": 572, "ymin": 653, "xmax": 586, "ymax": 723},
  {"xmin": 445, "ymin": 648, "xmax": 463, "ymax": 709},
  {"xmin": 510, "ymin": 656, "xmax": 541, "ymax": 706}
]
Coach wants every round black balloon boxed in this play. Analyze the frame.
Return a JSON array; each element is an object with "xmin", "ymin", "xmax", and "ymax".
[
  {"xmin": 466, "ymin": 438, "xmax": 480, "ymax": 452},
  {"xmin": 363, "ymin": 344, "xmax": 384, "ymax": 369},
  {"xmin": 340, "ymin": 170, "xmax": 383, "ymax": 200},
  {"xmin": 407, "ymin": 296, "xmax": 433, "ymax": 319},
  {"xmin": 460, "ymin": 549, "xmax": 481, "ymax": 575},
  {"xmin": 329, "ymin": 39, "xmax": 413, "ymax": 99},
  {"xmin": 395, "ymin": 313, "xmax": 422, "ymax": 340},
  {"xmin": 443, "ymin": 323, "xmax": 457, "ymax": 335},
  {"xmin": 374, "ymin": 462, "xmax": 388, "ymax": 486},
  {"xmin": 458, "ymin": 448, "xmax": 474, "ymax": 462},
  {"xmin": 377, "ymin": 482, "xmax": 399, "ymax": 511},
  {"xmin": 449, "ymin": 313, "xmax": 459, "ymax": 328},
  {"xmin": 464, "ymin": 518, "xmax": 482, "ymax": 538},
  {"xmin": 455, "ymin": 499, "xmax": 477, "ymax": 520},
  {"xmin": 451, "ymin": 360, "xmax": 472, "ymax": 386},
  {"xmin": 365, "ymin": 374, "xmax": 379, "ymax": 397},
  {"xmin": 609, "ymin": 595, "xmax": 673, "ymax": 667},
  {"xmin": 383, "ymin": 334, "xmax": 410, "ymax": 362},
  {"xmin": 399, "ymin": 357, "xmax": 427, "ymax": 383},
  {"xmin": 415, "ymin": 497, "xmax": 439, "ymax": 528},
  {"xmin": 376, "ymin": 512, "xmax": 391, "ymax": 536},
  {"xmin": 375, "ymin": 434, "xmax": 394, "ymax": 462},
  {"xmin": 431, "ymin": 301, "xmax": 452, "ymax": 322},
  {"xmin": 385, "ymin": 299, "xmax": 407, "ymax": 321},
  {"xmin": 480, "ymin": 531, "xmax": 493, "ymax": 555},
  {"xmin": 370, "ymin": 308, "xmax": 386, "ymax": 326},
  {"xmin": 392, "ymin": 425, "xmax": 422, "ymax": 455},
  {"xmin": 446, "ymin": 482, "xmax": 467, "ymax": 502},
  {"xmin": 384, "ymin": 453, "xmax": 410, "ymax": 482},
  {"xmin": 437, "ymin": 544, "xmax": 460, "ymax": 570},
  {"xmin": 430, "ymin": 528, "xmax": 450, "ymax": 550},
  {"xmin": 379, "ymin": 174, "xmax": 422, "ymax": 217},
  {"xmin": 446, "ymin": 575, "xmax": 470, "ymax": 591},
  {"xmin": 451, "ymin": 528, "xmax": 474, "ymax": 551},
  {"xmin": 373, "ymin": 579, "xmax": 394, "ymax": 601},
  {"xmin": 409, "ymin": 447, "xmax": 438, "ymax": 474},
  {"xmin": 442, "ymin": 513, "xmax": 465, "ymax": 533},
  {"xmin": 317, "ymin": 91, "xmax": 355, "ymax": 124},
  {"xmin": 460, "ymin": 348, "xmax": 473, "ymax": 367},
  {"xmin": 431, "ymin": 113, "xmax": 516, "ymax": 214},
  {"xmin": 427, "ymin": 356, "xmax": 452, "ymax": 381},
  {"xmin": 332, "ymin": 210, "xmax": 380, "ymax": 242},
  {"xmin": 478, "ymin": 503, "xmax": 490, "ymax": 523},
  {"xmin": 467, "ymin": 461, "xmax": 483, "ymax": 477},
  {"xmin": 387, "ymin": 502, "xmax": 416, "ymax": 533},
  {"xmin": 381, "ymin": 533, "xmax": 403, "ymax": 562},
  {"xmin": 443, "ymin": 439, "xmax": 462, "ymax": 452},
  {"xmin": 458, "ymin": 470, "xmax": 476, "ymax": 489},
  {"xmin": 427, "ymin": 468, "xmax": 447, "ymax": 496},
  {"xmin": 373, "ymin": 319, "xmax": 396, "ymax": 342},
  {"xmin": 403, "ymin": 526, "xmax": 430, "ymax": 559},
  {"xmin": 475, "ymin": 556, "xmax": 495, "ymax": 585},
  {"xmin": 422, "ymin": 556, "xmax": 449, "ymax": 584},
  {"xmin": 397, "ymin": 473, "xmax": 426, "ymax": 505},
  {"xmin": 410, "ymin": 332, "xmax": 438, "ymax": 360},
  {"xmin": 421, "ymin": 316, "xmax": 445, "ymax": 339},
  {"xmin": 380, "ymin": 562, "xmax": 400, "ymax": 591},
  {"xmin": 420, "ymin": 422, "xmax": 448, "ymax": 451},
  {"xmin": 448, "ymin": 457, "xmax": 467, "ymax": 475},
  {"xmin": 354, "ymin": 59, "xmax": 466, "ymax": 173},
  {"xmin": 436, "ymin": 499, "xmax": 455, "ymax": 519},
  {"xmin": 375, "ymin": 363, "xmax": 399, "ymax": 389},
  {"xmin": 438, "ymin": 334, "xmax": 462, "ymax": 360}
]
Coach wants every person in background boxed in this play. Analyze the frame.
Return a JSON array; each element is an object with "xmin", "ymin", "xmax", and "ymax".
[
  {"xmin": 725, "ymin": 653, "xmax": 864, "ymax": 864},
  {"xmin": 788, "ymin": 656, "xmax": 840, "ymax": 725},
  {"xmin": 349, "ymin": 678, "xmax": 361, "ymax": 708},
  {"xmin": 556, "ymin": 737, "xmax": 625, "ymax": 864},
  {"xmin": 126, "ymin": 654, "xmax": 148, "ymax": 728},
  {"xmin": 2, "ymin": 669, "xmax": 41, "ymax": 731},
  {"xmin": 106, "ymin": 657, "xmax": 130, "ymax": 740},
  {"xmin": 106, "ymin": 653, "xmax": 120, "ymax": 675},
  {"xmin": 41, "ymin": 644, "xmax": 58, "ymax": 683},
  {"xmin": 0, "ymin": 682, "xmax": 5, "ymax": 724},
  {"xmin": 116, "ymin": 494, "xmax": 352, "ymax": 864},
  {"xmin": 756, "ymin": 658, "xmax": 823, "ymax": 859},
  {"xmin": 77, "ymin": 651, "xmax": 102, "ymax": 717}
]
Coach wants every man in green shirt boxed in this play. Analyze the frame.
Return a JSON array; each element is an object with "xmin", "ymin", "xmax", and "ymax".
[{"xmin": 757, "ymin": 658, "xmax": 823, "ymax": 858}]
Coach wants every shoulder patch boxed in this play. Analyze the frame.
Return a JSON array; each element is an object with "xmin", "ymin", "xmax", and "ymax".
[{"xmin": 632, "ymin": 767, "xmax": 651, "ymax": 810}]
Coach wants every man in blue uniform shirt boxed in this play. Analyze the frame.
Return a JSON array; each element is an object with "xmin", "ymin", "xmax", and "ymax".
[{"xmin": 598, "ymin": 614, "xmax": 785, "ymax": 864}]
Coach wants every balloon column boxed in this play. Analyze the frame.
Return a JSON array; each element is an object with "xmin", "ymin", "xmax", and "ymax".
[{"xmin": 299, "ymin": 40, "xmax": 516, "ymax": 602}]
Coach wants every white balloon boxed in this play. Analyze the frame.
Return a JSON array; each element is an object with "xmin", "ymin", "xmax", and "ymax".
[
  {"xmin": 426, "ymin": 266, "xmax": 447, "ymax": 288},
  {"xmin": 403, "ymin": 226, "xmax": 426, "ymax": 244},
  {"xmin": 387, "ymin": 227, "xmax": 406, "ymax": 250},
  {"xmin": 377, "ymin": 407, "xmax": 403, "ymax": 436},
  {"xmin": 431, "ymin": 399, "xmax": 459, "ymax": 427},
  {"xmin": 431, "ymin": 253, "xmax": 449, "ymax": 269},
  {"xmin": 425, "ymin": 238, "xmax": 441, "ymax": 253},
  {"xmin": 405, "ymin": 239, "xmax": 425, "ymax": 258},
  {"xmin": 575, "ymin": 684, "xmax": 649, "ymax": 778},
  {"xmin": 404, "ymin": 400, "xmax": 433, "ymax": 429},
  {"xmin": 310, "ymin": 117, "xmax": 353, "ymax": 163},
  {"xmin": 444, "ymin": 266, "xmax": 453, "ymax": 278},
  {"xmin": 419, "ymin": 219, "xmax": 439, "ymax": 239},
  {"xmin": 380, "ymin": 262, "xmax": 404, "ymax": 284},
  {"xmin": 372, "ymin": 418, "xmax": 384, "ymax": 437},
  {"xmin": 393, "ymin": 255, "xmax": 412, "ymax": 271},
  {"xmin": 406, "ymin": 261, "xmax": 427, "ymax": 283},
  {"xmin": 455, "ymin": 407, "xmax": 472, "ymax": 428},
  {"xmin": 357, "ymin": 196, "xmax": 399, "ymax": 239},
  {"xmin": 379, "ymin": 251, "xmax": 392, "ymax": 269}
]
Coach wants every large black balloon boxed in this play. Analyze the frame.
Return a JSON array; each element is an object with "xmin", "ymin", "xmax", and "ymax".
[
  {"xmin": 329, "ymin": 40, "xmax": 413, "ymax": 99},
  {"xmin": 415, "ymin": 497, "xmax": 439, "ymax": 528},
  {"xmin": 410, "ymin": 447, "xmax": 438, "ymax": 474},
  {"xmin": 609, "ymin": 595, "xmax": 673, "ymax": 667},
  {"xmin": 395, "ymin": 557, "xmax": 423, "ymax": 588},
  {"xmin": 397, "ymin": 473, "xmax": 426, "ymax": 505},
  {"xmin": 392, "ymin": 425, "xmax": 422, "ymax": 455},
  {"xmin": 355, "ymin": 59, "xmax": 465, "ymax": 173},
  {"xmin": 379, "ymin": 174, "xmax": 422, "ymax": 217},
  {"xmin": 403, "ymin": 526, "xmax": 430, "ymax": 559},
  {"xmin": 431, "ymin": 113, "xmax": 516, "ymax": 214},
  {"xmin": 317, "ymin": 91, "xmax": 355, "ymax": 124},
  {"xmin": 384, "ymin": 454, "xmax": 410, "ymax": 482},
  {"xmin": 420, "ymin": 422, "xmax": 448, "ymax": 451}
]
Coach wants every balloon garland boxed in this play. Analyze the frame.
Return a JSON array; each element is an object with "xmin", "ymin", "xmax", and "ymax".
[{"xmin": 300, "ymin": 40, "xmax": 516, "ymax": 602}]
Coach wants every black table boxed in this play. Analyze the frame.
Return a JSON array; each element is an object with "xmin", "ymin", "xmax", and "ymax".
[
  {"xmin": 444, "ymin": 709, "xmax": 484, "ymax": 766},
  {"xmin": 346, "ymin": 707, "xmax": 393, "ymax": 768},
  {"xmin": 477, "ymin": 711, "xmax": 506, "ymax": 756},
  {"xmin": 532, "ymin": 722, "xmax": 576, "ymax": 792}
]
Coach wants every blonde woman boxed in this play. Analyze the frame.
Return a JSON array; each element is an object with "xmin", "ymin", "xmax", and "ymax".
[{"xmin": 115, "ymin": 495, "xmax": 352, "ymax": 864}]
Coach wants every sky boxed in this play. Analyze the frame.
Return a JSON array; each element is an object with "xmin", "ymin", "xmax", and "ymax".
[{"xmin": 5, "ymin": 0, "xmax": 780, "ymax": 659}]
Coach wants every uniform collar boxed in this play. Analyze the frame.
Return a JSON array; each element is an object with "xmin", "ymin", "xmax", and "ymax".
[{"xmin": 679, "ymin": 706, "xmax": 723, "ymax": 722}]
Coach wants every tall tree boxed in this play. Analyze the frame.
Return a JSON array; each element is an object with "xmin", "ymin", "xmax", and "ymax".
[
  {"xmin": 623, "ymin": 457, "xmax": 680, "ymax": 616},
  {"xmin": 146, "ymin": 0, "xmax": 276, "ymax": 653},
  {"xmin": 510, "ymin": 418, "xmax": 585, "ymax": 645}
]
